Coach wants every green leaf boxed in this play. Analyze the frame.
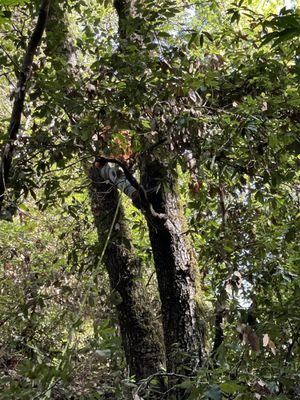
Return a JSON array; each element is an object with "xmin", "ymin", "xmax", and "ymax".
[
  {"xmin": 261, "ymin": 31, "xmax": 281, "ymax": 46},
  {"xmin": 176, "ymin": 379, "xmax": 193, "ymax": 389},
  {"xmin": 188, "ymin": 31, "xmax": 199, "ymax": 48},
  {"xmin": 220, "ymin": 381, "xmax": 242, "ymax": 394},
  {"xmin": 272, "ymin": 28, "xmax": 300, "ymax": 46},
  {"xmin": 203, "ymin": 31, "xmax": 213, "ymax": 42},
  {"xmin": 230, "ymin": 11, "xmax": 240, "ymax": 24}
]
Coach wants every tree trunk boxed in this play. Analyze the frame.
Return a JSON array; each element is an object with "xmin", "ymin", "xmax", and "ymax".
[
  {"xmin": 0, "ymin": 0, "xmax": 51, "ymax": 213},
  {"xmin": 89, "ymin": 167, "xmax": 164, "ymax": 379},
  {"xmin": 141, "ymin": 158, "xmax": 204, "ymax": 376},
  {"xmin": 45, "ymin": 1, "xmax": 164, "ymax": 381}
]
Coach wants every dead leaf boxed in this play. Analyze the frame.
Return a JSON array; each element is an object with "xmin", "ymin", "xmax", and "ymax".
[
  {"xmin": 252, "ymin": 379, "xmax": 271, "ymax": 396},
  {"xmin": 225, "ymin": 282, "xmax": 233, "ymax": 295},
  {"xmin": 261, "ymin": 101, "xmax": 268, "ymax": 111},
  {"xmin": 262, "ymin": 333, "xmax": 276, "ymax": 355},
  {"xmin": 87, "ymin": 83, "xmax": 96, "ymax": 93},
  {"xmin": 188, "ymin": 90, "xmax": 198, "ymax": 104},
  {"xmin": 263, "ymin": 333, "xmax": 269, "ymax": 347}
]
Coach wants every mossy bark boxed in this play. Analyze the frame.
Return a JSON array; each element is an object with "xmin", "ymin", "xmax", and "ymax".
[
  {"xmin": 89, "ymin": 167, "xmax": 164, "ymax": 380},
  {"xmin": 141, "ymin": 157, "xmax": 204, "ymax": 376}
]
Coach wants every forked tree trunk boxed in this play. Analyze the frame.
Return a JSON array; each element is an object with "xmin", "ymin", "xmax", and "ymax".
[{"xmin": 89, "ymin": 168, "xmax": 164, "ymax": 379}]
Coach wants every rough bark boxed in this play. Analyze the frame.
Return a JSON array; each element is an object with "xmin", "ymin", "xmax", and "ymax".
[
  {"xmin": 141, "ymin": 158, "xmax": 204, "ymax": 376},
  {"xmin": 45, "ymin": 0, "xmax": 78, "ymax": 79},
  {"xmin": 0, "ymin": 0, "xmax": 51, "ymax": 213},
  {"xmin": 89, "ymin": 167, "xmax": 164, "ymax": 379}
]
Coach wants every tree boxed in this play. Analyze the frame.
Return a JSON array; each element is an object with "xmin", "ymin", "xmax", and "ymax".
[
  {"xmin": 113, "ymin": 0, "xmax": 205, "ymax": 378},
  {"xmin": 0, "ymin": 0, "xmax": 299, "ymax": 399}
]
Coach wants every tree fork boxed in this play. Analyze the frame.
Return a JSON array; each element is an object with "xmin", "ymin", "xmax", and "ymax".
[
  {"xmin": 89, "ymin": 167, "xmax": 164, "ymax": 380},
  {"xmin": 90, "ymin": 157, "xmax": 204, "ymax": 376}
]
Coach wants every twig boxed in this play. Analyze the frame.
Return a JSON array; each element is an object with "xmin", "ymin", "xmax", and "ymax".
[
  {"xmin": 0, "ymin": 44, "xmax": 20, "ymax": 74},
  {"xmin": 133, "ymin": 372, "xmax": 193, "ymax": 396},
  {"xmin": 145, "ymin": 270, "xmax": 155, "ymax": 287}
]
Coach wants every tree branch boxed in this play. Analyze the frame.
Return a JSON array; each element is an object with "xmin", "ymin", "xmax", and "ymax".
[
  {"xmin": 0, "ymin": 0, "xmax": 51, "ymax": 212},
  {"xmin": 91, "ymin": 156, "xmax": 166, "ymax": 222}
]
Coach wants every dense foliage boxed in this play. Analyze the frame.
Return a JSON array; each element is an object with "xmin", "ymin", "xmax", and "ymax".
[{"xmin": 0, "ymin": 0, "xmax": 299, "ymax": 399}]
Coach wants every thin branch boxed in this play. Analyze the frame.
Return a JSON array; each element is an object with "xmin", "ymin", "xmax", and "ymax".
[
  {"xmin": 0, "ymin": 44, "xmax": 20, "ymax": 74},
  {"xmin": 133, "ymin": 372, "xmax": 193, "ymax": 397},
  {"xmin": 145, "ymin": 270, "xmax": 156, "ymax": 287}
]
